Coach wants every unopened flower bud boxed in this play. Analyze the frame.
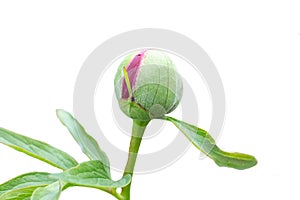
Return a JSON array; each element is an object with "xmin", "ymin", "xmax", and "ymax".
[{"xmin": 114, "ymin": 50, "xmax": 183, "ymax": 121}]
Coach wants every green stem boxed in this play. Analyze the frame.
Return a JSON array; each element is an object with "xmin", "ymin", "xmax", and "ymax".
[{"xmin": 121, "ymin": 120, "xmax": 149, "ymax": 200}]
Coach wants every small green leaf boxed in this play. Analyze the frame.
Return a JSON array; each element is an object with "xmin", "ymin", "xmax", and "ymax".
[
  {"xmin": 56, "ymin": 109, "xmax": 110, "ymax": 176},
  {"xmin": 0, "ymin": 186, "xmax": 38, "ymax": 200},
  {"xmin": 164, "ymin": 117, "xmax": 257, "ymax": 170},
  {"xmin": 0, "ymin": 128, "xmax": 78, "ymax": 170},
  {"xmin": 31, "ymin": 181, "xmax": 61, "ymax": 200},
  {"xmin": 0, "ymin": 172, "xmax": 57, "ymax": 196},
  {"xmin": 55, "ymin": 160, "xmax": 131, "ymax": 189}
]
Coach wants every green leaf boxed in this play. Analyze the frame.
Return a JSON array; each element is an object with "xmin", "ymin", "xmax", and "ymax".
[
  {"xmin": 164, "ymin": 117, "xmax": 257, "ymax": 170},
  {"xmin": 0, "ymin": 161, "xmax": 131, "ymax": 199},
  {"xmin": 0, "ymin": 128, "xmax": 78, "ymax": 170},
  {"xmin": 31, "ymin": 181, "xmax": 61, "ymax": 200},
  {"xmin": 0, "ymin": 186, "xmax": 38, "ymax": 200},
  {"xmin": 56, "ymin": 109, "xmax": 110, "ymax": 176},
  {"xmin": 0, "ymin": 172, "xmax": 57, "ymax": 196},
  {"xmin": 55, "ymin": 160, "xmax": 131, "ymax": 189}
]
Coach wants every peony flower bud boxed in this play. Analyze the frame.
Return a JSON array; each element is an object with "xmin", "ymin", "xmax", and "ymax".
[{"xmin": 114, "ymin": 50, "xmax": 183, "ymax": 121}]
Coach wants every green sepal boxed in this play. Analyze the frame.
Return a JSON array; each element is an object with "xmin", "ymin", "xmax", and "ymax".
[{"xmin": 118, "ymin": 99, "xmax": 151, "ymax": 121}]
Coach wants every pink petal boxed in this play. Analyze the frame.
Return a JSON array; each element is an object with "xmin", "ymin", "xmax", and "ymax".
[{"xmin": 122, "ymin": 50, "xmax": 146, "ymax": 99}]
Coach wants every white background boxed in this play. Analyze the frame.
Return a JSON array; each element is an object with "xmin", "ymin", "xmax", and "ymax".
[{"xmin": 0, "ymin": 1, "xmax": 300, "ymax": 199}]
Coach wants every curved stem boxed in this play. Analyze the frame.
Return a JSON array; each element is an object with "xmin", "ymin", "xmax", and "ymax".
[{"xmin": 121, "ymin": 120, "xmax": 149, "ymax": 200}]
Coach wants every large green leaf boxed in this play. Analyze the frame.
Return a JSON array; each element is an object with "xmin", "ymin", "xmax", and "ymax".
[
  {"xmin": 0, "ymin": 161, "xmax": 130, "ymax": 199},
  {"xmin": 54, "ymin": 160, "xmax": 131, "ymax": 189},
  {"xmin": 56, "ymin": 109, "xmax": 110, "ymax": 176},
  {"xmin": 0, "ymin": 128, "xmax": 78, "ymax": 170},
  {"xmin": 31, "ymin": 181, "xmax": 61, "ymax": 200},
  {"xmin": 0, "ymin": 186, "xmax": 38, "ymax": 200},
  {"xmin": 164, "ymin": 117, "xmax": 257, "ymax": 170},
  {"xmin": 0, "ymin": 172, "xmax": 57, "ymax": 196}
]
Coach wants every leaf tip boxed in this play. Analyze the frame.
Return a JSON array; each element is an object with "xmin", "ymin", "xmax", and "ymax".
[
  {"xmin": 56, "ymin": 109, "xmax": 71, "ymax": 122},
  {"xmin": 56, "ymin": 109, "xmax": 65, "ymax": 116}
]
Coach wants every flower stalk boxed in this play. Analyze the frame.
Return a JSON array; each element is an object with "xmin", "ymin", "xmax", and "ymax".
[{"xmin": 121, "ymin": 120, "xmax": 149, "ymax": 200}]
